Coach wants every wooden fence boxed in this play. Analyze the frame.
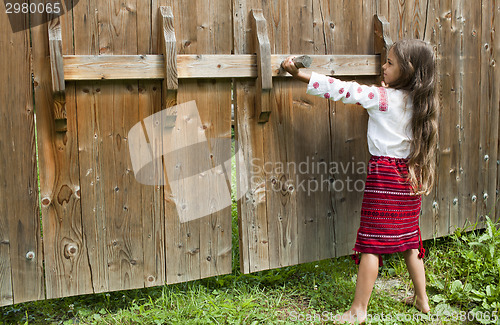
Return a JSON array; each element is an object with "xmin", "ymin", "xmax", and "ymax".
[{"xmin": 0, "ymin": 0, "xmax": 498, "ymax": 306}]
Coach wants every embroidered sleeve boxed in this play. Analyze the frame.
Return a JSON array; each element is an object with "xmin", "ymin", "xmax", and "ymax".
[{"xmin": 306, "ymin": 72, "xmax": 388, "ymax": 111}]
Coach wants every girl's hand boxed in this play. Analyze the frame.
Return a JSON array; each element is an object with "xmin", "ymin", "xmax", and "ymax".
[
  {"xmin": 281, "ymin": 56, "xmax": 299, "ymax": 76},
  {"xmin": 281, "ymin": 55, "xmax": 311, "ymax": 83}
]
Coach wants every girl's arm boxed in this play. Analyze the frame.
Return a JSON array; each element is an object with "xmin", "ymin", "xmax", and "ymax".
[{"xmin": 282, "ymin": 56, "xmax": 384, "ymax": 110}]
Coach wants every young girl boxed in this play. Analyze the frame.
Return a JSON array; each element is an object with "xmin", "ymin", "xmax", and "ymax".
[{"xmin": 282, "ymin": 39, "xmax": 438, "ymax": 324}]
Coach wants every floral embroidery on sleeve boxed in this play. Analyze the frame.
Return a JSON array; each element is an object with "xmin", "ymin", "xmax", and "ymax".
[{"xmin": 378, "ymin": 87, "xmax": 388, "ymax": 111}]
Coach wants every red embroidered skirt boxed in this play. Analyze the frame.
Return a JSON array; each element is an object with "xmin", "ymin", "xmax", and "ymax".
[{"xmin": 353, "ymin": 156, "xmax": 424, "ymax": 263}]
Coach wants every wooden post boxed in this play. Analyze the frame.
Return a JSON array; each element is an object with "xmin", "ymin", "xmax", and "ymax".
[
  {"xmin": 160, "ymin": 6, "xmax": 178, "ymax": 112},
  {"xmin": 251, "ymin": 9, "xmax": 272, "ymax": 123},
  {"xmin": 374, "ymin": 15, "xmax": 393, "ymax": 84},
  {"xmin": 48, "ymin": 16, "xmax": 67, "ymax": 132}
]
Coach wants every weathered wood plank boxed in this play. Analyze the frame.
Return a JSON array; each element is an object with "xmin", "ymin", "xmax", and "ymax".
[
  {"xmin": 32, "ymin": 9, "xmax": 93, "ymax": 299},
  {"xmin": 233, "ymin": 0, "xmax": 275, "ymax": 273},
  {"xmin": 234, "ymin": 80, "xmax": 270, "ymax": 273},
  {"xmin": 457, "ymin": 0, "xmax": 481, "ymax": 229},
  {"xmin": 0, "ymin": 10, "xmax": 44, "ymax": 306},
  {"xmin": 376, "ymin": 0, "xmax": 389, "ymax": 19},
  {"xmin": 96, "ymin": 0, "xmax": 146, "ymax": 292},
  {"xmin": 73, "ymin": 0, "xmax": 109, "ymax": 294},
  {"xmin": 289, "ymin": 0, "xmax": 319, "ymax": 265},
  {"xmin": 434, "ymin": 0, "xmax": 460, "ymax": 237},
  {"xmin": 76, "ymin": 82, "xmax": 110, "ymax": 293},
  {"xmin": 328, "ymin": 0, "xmax": 372, "ymax": 258},
  {"xmin": 60, "ymin": 1, "xmax": 75, "ymax": 56},
  {"xmin": 313, "ymin": 0, "xmax": 337, "ymax": 262},
  {"xmin": 196, "ymin": 81, "xmax": 233, "ymax": 279},
  {"xmin": 419, "ymin": 0, "xmax": 440, "ymax": 240},
  {"xmin": 137, "ymin": 12, "xmax": 166, "ymax": 288},
  {"xmin": 63, "ymin": 54, "xmax": 381, "ymax": 80},
  {"xmin": 478, "ymin": 0, "xmax": 498, "ymax": 222},
  {"xmin": 48, "ymin": 17, "xmax": 65, "ymax": 95},
  {"xmin": 137, "ymin": 0, "xmax": 152, "ymax": 54},
  {"xmin": 162, "ymin": 0, "xmax": 233, "ymax": 284},
  {"xmin": 138, "ymin": 3, "xmax": 165, "ymax": 286},
  {"xmin": 403, "ymin": 0, "xmax": 427, "ymax": 39},
  {"xmin": 198, "ymin": 0, "xmax": 233, "ymax": 279},
  {"xmin": 262, "ymin": 0, "xmax": 299, "ymax": 270},
  {"xmin": 494, "ymin": 0, "xmax": 500, "ymax": 223}
]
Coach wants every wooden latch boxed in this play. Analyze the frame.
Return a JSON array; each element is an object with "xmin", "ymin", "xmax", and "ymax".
[
  {"xmin": 251, "ymin": 9, "xmax": 272, "ymax": 123},
  {"xmin": 48, "ymin": 16, "xmax": 67, "ymax": 133},
  {"xmin": 374, "ymin": 15, "xmax": 393, "ymax": 84},
  {"xmin": 160, "ymin": 6, "xmax": 179, "ymax": 115}
]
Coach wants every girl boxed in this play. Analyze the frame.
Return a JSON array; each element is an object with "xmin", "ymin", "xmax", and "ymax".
[{"xmin": 282, "ymin": 39, "xmax": 438, "ymax": 324}]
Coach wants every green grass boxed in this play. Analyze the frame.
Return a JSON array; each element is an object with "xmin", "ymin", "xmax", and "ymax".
[
  {"xmin": 1, "ymin": 134, "xmax": 499, "ymax": 324},
  {"xmin": 2, "ymin": 211, "xmax": 500, "ymax": 324}
]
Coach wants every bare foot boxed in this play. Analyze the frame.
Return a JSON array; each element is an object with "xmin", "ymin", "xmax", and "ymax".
[
  {"xmin": 334, "ymin": 309, "xmax": 366, "ymax": 324},
  {"xmin": 404, "ymin": 295, "xmax": 430, "ymax": 313}
]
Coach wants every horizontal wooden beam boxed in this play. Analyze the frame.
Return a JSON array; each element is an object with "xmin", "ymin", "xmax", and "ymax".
[{"xmin": 63, "ymin": 54, "xmax": 380, "ymax": 80}]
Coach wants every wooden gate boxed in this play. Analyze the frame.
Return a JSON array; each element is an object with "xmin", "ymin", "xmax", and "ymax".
[{"xmin": 0, "ymin": 0, "xmax": 498, "ymax": 306}]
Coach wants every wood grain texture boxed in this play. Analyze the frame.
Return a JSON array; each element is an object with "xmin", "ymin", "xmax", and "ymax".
[
  {"xmin": 32, "ymin": 2, "xmax": 93, "ymax": 299},
  {"xmin": 328, "ymin": 0, "xmax": 372, "ymax": 258},
  {"xmin": 49, "ymin": 17, "xmax": 66, "ymax": 94},
  {"xmin": 233, "ymin": 0, "xmax": 274, "ymax": 273},
  {"xmin": 494, "ymin": 0, "xmax": 500, "ymax": 223},
  {"xmin": 138, "ymin": 6, "xmax": 166, "ymax": 287},
  {"xmin": 419, "ymin": 0, "xmax": 440, "ymax": 240},
  {"xmin": 289, "ymin": 0, "xmax": 325, "ymax": 265},
  {"xmin": 0, "ymin": 9, "xmax": 44, "ymax": 306},
  {"xmin": 433, "ymin": 0, "xmax": 454, "ymax": 237},
  {"xmin": 478, "ymin": 0, "xmax": 499, "ymax": 223},
  {"xmin": 260, "ymin": 0, "xmax": 301, "ymax": 270},
  {"xmin": 251, "ymin": 9, "xmax": 272, "ymax": 122},
  {"xmin": 374, "ymin": 15, "xmax": 393, "ymax": 83},
  {"xmin": 311, "ymin": 0, "xmax": 337, "ymax": 262},
  {"xmin": 48, "ymin": 16, "xmax": 67, "ymax": 132},
  {"xmin": 71, "ymin": 0, "xmax": 111, "ymax": 295},
  {"xmin": 1, "ymin": 0, "xmax": 498, "ymax": 305},
  {"xmin": 160, "ymin": 0, "xmax": 233, "ymax": 284},
  {"xmin": 97, "ymin": 0, "xmax": 146, "ymax": 292},
  {"xmin": 457, "ymin": 0, "xmax": 480, "ymax": 229},
  {"xmin": 63, "ymin": 54, "xmax": 380, "ymax": 80},
  {"xmin": 160, "ymin": 6, "xmax": 178, "ymax": 91}
]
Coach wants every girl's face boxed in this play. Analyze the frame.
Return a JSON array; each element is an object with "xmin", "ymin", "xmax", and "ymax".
[{"xmin": 382, "ymin": 48, "xmax": 402, "ymax": 86}]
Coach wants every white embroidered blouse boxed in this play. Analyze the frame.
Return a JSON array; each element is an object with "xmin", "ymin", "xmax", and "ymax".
[{"xmin": 306, "ymin": 72, "xmax": 413, "ymax": 159}]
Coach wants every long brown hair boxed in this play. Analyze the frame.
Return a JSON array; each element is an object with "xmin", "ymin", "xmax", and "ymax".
[{"xmin": 390, "ymin": 39, "xmax": 439, "ymax": 195}]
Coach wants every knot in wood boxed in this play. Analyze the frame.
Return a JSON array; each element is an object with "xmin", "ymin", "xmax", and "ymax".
[
  {"xmin": 64, "ymin": 243, "xmax": 78, "ymax": 258},
  {"xmin": 41, "ymin": 197, "xmax": 51, "ymax": 207},
  {"xmin": 26, "ymin": 251, "xmax": 35, "ymax": 260}
]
